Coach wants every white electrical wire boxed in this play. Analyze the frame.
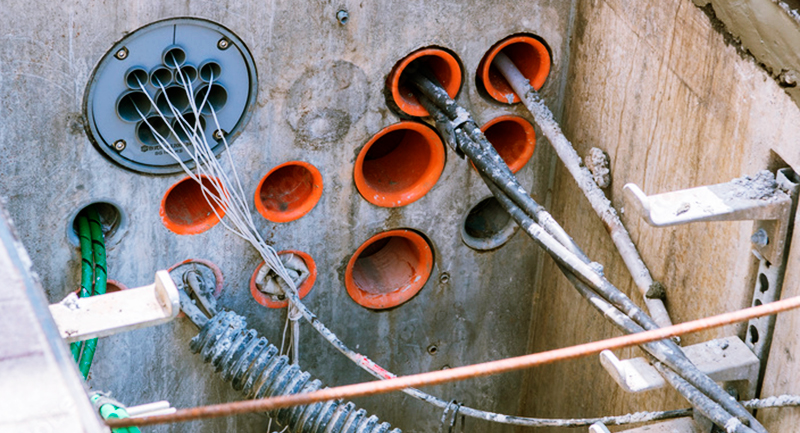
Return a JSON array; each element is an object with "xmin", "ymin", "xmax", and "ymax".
[{"xmin": 135, "ymin": 64, "xmax": 302, "ymax": 362}]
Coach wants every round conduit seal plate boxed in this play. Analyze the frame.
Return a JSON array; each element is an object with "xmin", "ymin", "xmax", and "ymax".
[{"xmin": 84, "ymin": 17, "xmax": 258, "ymax": 174}]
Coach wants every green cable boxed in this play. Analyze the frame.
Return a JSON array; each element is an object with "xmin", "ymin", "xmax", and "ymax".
[
  {"xmin": 91, "ymin": 394, "xmax": 140, "ymax": 433},
  {"xmin": 78, "ymin": 207, "xmax": 107, "ymax": 379},
  {"xmin": 70, "ymin": 214, "xmax": 94, "ymax": 362}
]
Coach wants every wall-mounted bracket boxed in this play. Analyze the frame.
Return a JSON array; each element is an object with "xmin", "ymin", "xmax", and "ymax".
[
  {"xmin": 623, "ymin": 169, "xmax": 795, "ymax": 264},
  {"xmin": 624, "ymin": 168, "xmax": 799, "ymax": 373},
  {"xmin": 48, "ymin": 270, "xmax": 180, "ymax": 343},
  {"xmin": 616, "ymin": 168, "xmax": 800, "ymax": 432},
  {"xmin": 600, "ymin": 336, "xmax": 759, "ymax": 396}
]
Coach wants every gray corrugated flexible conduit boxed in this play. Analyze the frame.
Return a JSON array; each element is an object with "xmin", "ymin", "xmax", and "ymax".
[{"xmin": 188, "ymin": 310, "xmax": 401, "ymax": 433}]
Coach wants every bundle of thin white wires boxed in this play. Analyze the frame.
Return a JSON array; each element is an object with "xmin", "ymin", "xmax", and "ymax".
[{"xmin": 132, "ymin": 63, "xmax": 302, "ymax": 363}]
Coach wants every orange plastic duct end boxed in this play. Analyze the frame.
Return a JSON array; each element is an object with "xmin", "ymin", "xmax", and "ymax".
[
  {"xmin": 388, "ymin": 47, "xmax": 462, "ymax": 117},
  {"xmin": 254, "ymin": 161, "xmax": 323, "ymax": 223},
  {"xmin": 478, "ymin": 35, "xmax": 550, "ymax": 104},
  {"xmin": 354, "ymin": 122, "xmax": 445, "ymax": 208},
  {"xmin": 161, "ymin": 175, "xmax": 226, "ymax": 235},
  {"xmin": 481, "ymin": 115, "xmax": 536, "ymax": 173},
  {"xmin": 345, "ymin": 230, "xmax": 433, "ymax": 310},
  {"xmin": 249, "ymin": 250, "xmax": 317, "ymax": 309}
]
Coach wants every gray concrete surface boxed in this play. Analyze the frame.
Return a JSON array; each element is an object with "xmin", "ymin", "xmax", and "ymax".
[{"xmin": 0, "ymin": 1, "xmax": 576, "ymax": 432}]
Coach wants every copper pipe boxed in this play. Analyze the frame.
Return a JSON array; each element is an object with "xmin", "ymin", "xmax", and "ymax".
[{"xmin": 106, "ymin": 295, "xmax": 800, "ymax": 428}]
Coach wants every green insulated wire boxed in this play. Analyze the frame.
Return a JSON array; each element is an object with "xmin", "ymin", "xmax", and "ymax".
[
  {"xmin": 71, "ymin": 214, "xmax": 94, "ymax": 362},
  {"xmin": 78, "ymin": 207, "xmax": 107, "ymax": 379}
]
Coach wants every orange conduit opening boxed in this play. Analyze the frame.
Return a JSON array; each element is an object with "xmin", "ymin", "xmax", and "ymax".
[
  {"xmin": 160, "ymin": 175, "xmax": 227, "ymax": 235},
  {"xmin": 105, "ymin": 279, "xmax": 129, "ymax": 293},
  {"xmin": 345, "ymin": 230, "xmax": 433, "ymax": 310},
  {"xmin": 387, "ymin": 47, "xmax": 462, "ymax": 117},
  {"xmin": 168, "ymin": 258, "xmax": 224, "ymax": 319},
  {"xmin": 354, "ymin": 122, "xmax": 445, "ymax": 208},
  {"xmin": 254, "ymin": 161, "xmax": 323, "ymax": 223},
  {"xmin": 481, "ymin": 115, "xmax": 536, "ymax": 173},
  {"xmin": 249, "ymin": 250, "xmax": 317, "ymax": 309},
  {"xmin": 477, "ymin": 35, "xmax": 551, "ymax": 104}
]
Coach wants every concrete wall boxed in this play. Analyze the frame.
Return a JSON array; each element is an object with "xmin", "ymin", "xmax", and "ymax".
[
  {"xmin": 0, "ymin": 1, "xmax": 575, "ymax": 432},
  {"xmin": 520, "ymin": 0, "xmax": 800, "ymax": 431}
]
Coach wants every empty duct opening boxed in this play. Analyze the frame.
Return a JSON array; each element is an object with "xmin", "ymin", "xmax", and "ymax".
[
  {"xmin": 461, "ymin": 197, "xmax": 518, "ymax": 251},
  {"xmin": 255, "ymin": 161, "xmax": 323, "ymax": 223},
  {"xmin": 345, "ymin": 229, "xmax": 433, "ymax": 310},
  {"xmin": 481, "ymin": 115, "xmax": 536, "ymax": 173},
  {"xmin": 387, "ymin": 47, "xmax": 463, "ymax": 117},
  {"xmin": 67, "ymin": 201, "xmax": 127, "ymax": 246},
  {"xmin": 117, "ymin": 91, "xmax": 152, "ymax": 122},
  {"xmin": 150, "ymin": 66, "xmax": 174, "ymax": 87},
  {"xmin": 249, "ymin": 250, "xmax": 317, "ymax": 309},
  {"xmin": 477, "ymin": 35, "xmax": 551, "ymax": 104},
  {"xmin": 354, "ymin": 122, "xmax": 445, "ymax": 207},
  {"xmin": 160, "ymin": 175, "xmax": 226, "ymax": 235}
]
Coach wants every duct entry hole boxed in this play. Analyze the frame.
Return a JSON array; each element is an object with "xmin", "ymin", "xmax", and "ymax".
[
  {"xmin": 749, "ymin": 325, "xmax": 759, "ymax": 344},
  {"xmin": 477, "ymin": 35, "xmax": 551, "ymax": 104},
  {"xmin": 150, "ymin": 67, "xmax": 173, "ymax": 87},
  {"xmin": 163, "ymin": 47, "xmax": 186, "ymax": 68},
  {"xmin": 199, "ymin": 61, "xmax": 222, "ymax": 82},
  {"xmin": 758, "ymin": 273, "xmax": 769, "ymax": 293},
  {"xmin": 481, "ymin": 116, "xmax": 536, "ymax": 173},
  {"xmin": 387, "ymin": 48, "xmax": 463, "ymax": 117},
  {"xmin": 345, "ymin": 230, "xmax": 434, "ymax": 309},
  {"xmin": 176, "ymin": 65, "xmax": 198, "ymax": 85},
  {"xmin": 462, "ymin": 197, "xmax": 517, "ymax": 251},
  {"xmin": 255, "ymin": 162, "xmax": 323, "ymax": 223},
  {"xmin": 363, "ymin": 129, "xmax": 433, "ymax": 194},
  {"xmin": 195, "ymin": 84, "xmax": 228, "ymax": 114},
  {"xmin": 161, "ymin": 176, "xmax": 226, "ymax": 235},
  {"xmin": 173, "ymin": 113, "xmax": 207, "ymax": 142},
  {"xmin": 352, "ymin": 237, "xmax": 422, "ymax": 294},
  {"xmin": 117, "ymin": 92, "xmax": 152, "ymax": 122},
  {"xmin": 355, "ymin": 123, "xmax": 445, "ymax": 208},
  {"xmin": 68, "ymin": 202, "xmax": 125, "ymax": 246},
  {"xmin": 125, "ymin": 68, "xmax": 148, "ymax": 89},
  {"xmin": 137, "ymin": 116, "xmax": 172, "ymax": 145},
  {"xmin": 157, "ymin": 86, "xmax": 191, "ymax": 113}
]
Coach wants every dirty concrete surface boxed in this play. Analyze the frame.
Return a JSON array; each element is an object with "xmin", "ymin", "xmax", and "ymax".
[{"xmin": 0, "ymin": 1, "xmax": 574, "ymax": 432}]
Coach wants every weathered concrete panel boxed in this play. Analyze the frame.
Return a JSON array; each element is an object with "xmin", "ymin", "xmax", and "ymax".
[
  {"xmin": 0, "ymin": 1, "xmax": 575, "ymax": 432},
  {"xmin": 520, "ymin": 0, "xmax": 800, "ymax": 432}
]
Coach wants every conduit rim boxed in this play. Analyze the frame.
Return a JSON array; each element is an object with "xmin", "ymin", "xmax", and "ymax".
[
  {"xmin": 477, "ymin": 35, "xmax": 551, "ymax": 104},
  {"xmin": 388, "ymin": 47, "xmax": 463, "ymax": 117},
  {"xmin": 480, "ymin": 114, "xmax": 537, "ymax": 173},
  {"xmin": 354, "ymin": 121, "xmax": 445, "ymax": 208},
  {"xmin": 249, "ymin": 250, "xmax": 317, "ymax": 309},
  {"xmin": 254, "ymin": 161, "xmax": 323, "ymax": 223},
  {"xmin": 160, "ymin": 175, "xmax": 227, "ymax": 235},
  {"xmin": 345, "ymin": 229, "xmax": 433, "ymax": 310}
]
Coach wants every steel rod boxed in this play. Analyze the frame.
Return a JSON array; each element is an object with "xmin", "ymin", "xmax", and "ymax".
[
  {"xmin": 491, "ymin": 51, "xmax": 673, "ymax": 329},
  {"xmin": 105, "ymin": 295, "xmax": 800, "ymax": 428}
]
